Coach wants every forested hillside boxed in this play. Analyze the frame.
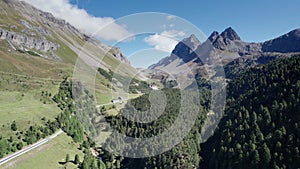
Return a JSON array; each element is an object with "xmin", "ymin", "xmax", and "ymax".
[
  {"xmin": 98, "ymin": 55, "xmax": 300, "ymax": 169},
  {"xmin": 104, "ymin": 88, "xmax": 210, "ymax": 168},
  {"xmin": 201, "ymin": 55, "xmax": 300, "ymax": 169}
]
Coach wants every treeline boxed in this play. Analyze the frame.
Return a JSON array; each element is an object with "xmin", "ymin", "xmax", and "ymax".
[
  {"xmin": 97, "ymin": 67, "xmax": 150, "ymax": 93},
  {"xmin": 45, "ymin": 77, "xmax": 124, "ymax": 169},
  {"xmin": 201, "ymin": 56, "xmax": 300, "ymax": 169},
  {"xmin": 53, "ymin": 78, "xmax": 85, "ymax": 143},
  {"xmin": 53, "ymin": 78, "xmax": 99, "ymax": 142},
  {"xmin": 53, "ymin": 78, "xmax": 107, "ymax": 168}
]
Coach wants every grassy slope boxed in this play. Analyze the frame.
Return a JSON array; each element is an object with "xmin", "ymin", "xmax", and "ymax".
[
  {"xmin": 0, "ymin": 41, "xmax": 72, "ymax": 79},
  {"xmin": 1, "ymin": 132, "xmax": 84, "ymax": 169},
  {"xmin": 0, "ymin": 90, "xmax": 60, "ymax": 137}
]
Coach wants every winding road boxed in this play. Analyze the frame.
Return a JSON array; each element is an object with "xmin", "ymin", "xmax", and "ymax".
[{"xmin": 0, "ymin": 129, "xmax": 63, "ymax": 166}]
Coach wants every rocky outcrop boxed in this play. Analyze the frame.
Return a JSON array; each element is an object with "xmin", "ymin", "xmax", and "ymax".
[
  {"xmin": 110, "ymin": 47, "xmax": 131, "ymax": 64},
  {"xmin": 38, "ymin": 11, "xmax": 67, "ymax": 27},
  {"xmin": 20, "ymin": 19, "xmax": 52, "ymax": 36},
  {"xmin": 0, "ymin": 28, "xmax": 60, "ymax": 52},
  {"xmin": 208, "ymin": 31, "xmax": 219, "ymax": 43}
]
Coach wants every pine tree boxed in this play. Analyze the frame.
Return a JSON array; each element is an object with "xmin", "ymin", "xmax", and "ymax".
[
  {"xmin": 261, "ymin": 143, "xmax": 271, "ymax": 168},
  {"xmin": 75, "ymin": 154, "xmax": 80, "ymax": 165},
  {"xmin": 11, "ymin": 121, "xmax": 17, "ymax": 131},
  {"xmin": 66, "ymin": 153, "xmax": 70, "ymax": 163}
]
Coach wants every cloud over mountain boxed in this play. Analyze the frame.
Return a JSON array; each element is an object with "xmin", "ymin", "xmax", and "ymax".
[
  {"xmin": 144, "ymin": 30, "xmax": 186, "ymax": 52},
  {"xmin": 22, "ymin": 0, "xmax": 132, "ymax": 41}
]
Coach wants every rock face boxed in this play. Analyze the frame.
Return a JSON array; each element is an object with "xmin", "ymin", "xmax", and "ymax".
[
  {"xmin": 208, "ymin": 28, "xmax": 241, "ymax": 50},
  {"xmin": 0, "ymin": 28, "xmax": 60, "ymax": 52},
  {"xmin": 208, "ymin": 28, "xmax": 262, "ymax": 55},
  {"xmin": 172, "ymin": 34, "xmax": 201, "ymax": 62},
  {"xmin": 220, "ymin": 27, "xmax": 241, "ymax": 41},
  {"xmin": 262, "ymin": 28, "xmax": 300, "ymax": 53},
  {"xmin": 20, "ymin": 19, "xmax": 52, "ymax": 36},
  {"xmin": 149, "ymin": 34, "xmax": 202, "ymax": 69},
  {"xmin": 110, "ymin": 47, "xmax": 131, "ymax": 64}
]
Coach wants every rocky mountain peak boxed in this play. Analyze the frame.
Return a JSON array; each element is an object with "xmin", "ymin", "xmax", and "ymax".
[
  {"xmin": 181, "ymin": 34, "xmax": 201, "ymax": 51},
  {"xmin": 208, "ymin": 31, "xmax": 219, "ymax": 43},
  {"xmin": 208, "ymin": 27, "xmax": 242, "ymax": 50},
  {"xmin": 170, "ymin": 34, "xmax": 202, "ymax": 63},
  {"xmin": 220, "ymin": 27, "xmax": 241, "ymax": 41}
]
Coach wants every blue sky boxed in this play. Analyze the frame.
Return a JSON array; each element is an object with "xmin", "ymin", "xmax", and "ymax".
[{"xmin": 66, "ymin": 0, "xmax": 300, "ymax": 67}]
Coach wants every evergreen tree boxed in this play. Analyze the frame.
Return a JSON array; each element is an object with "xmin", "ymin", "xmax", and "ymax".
[
  {"xmin": 75, "ymin": 154, "xmax": 80, "ymax": 165},
  {"xmin": 66, "ymin": 153, "xmax": 70, "ymax": 163}
]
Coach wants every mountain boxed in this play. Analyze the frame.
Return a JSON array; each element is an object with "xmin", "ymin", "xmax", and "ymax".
[
  {"xmin": 0, "ymin": 0, "xmax": 133, "ymax": 77},
  {"xmin": 262, "ymin": 28, "xmax": 300, "ymax": 53},
  {"xmin": 148, "ymin": 34, "xmax": 201, "ymax": 69},
  {"xmin": 149, "ymin": 27, "xmax": 300, "ymax": 81},
  {"xmin": 172, "ymin": 34, "xmax": 201, "ymax": 62}
]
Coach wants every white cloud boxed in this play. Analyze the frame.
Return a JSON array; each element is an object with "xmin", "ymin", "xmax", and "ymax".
[
  {"xmin": 22, "ymin": 0, "xmax": 132, "ymax": 41},
  {"xmin": 169, "ymin": 24, "xmax": 175, "ymax": 28},
  {"xmin": 161, "ymin": 30, "xmax": 185, "ymax": 38},
  {"xmin": 144, "ymin": 30, "xmax": 186, "ymax": 53},
  {"xmin": 166, "ymin": 15, "xmax": 176, "ymax": 20}
]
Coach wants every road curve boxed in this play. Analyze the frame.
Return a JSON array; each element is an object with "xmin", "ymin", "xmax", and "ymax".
[{"xmin": 0, "ymin": 129, "xmax": 64, "ymax": 166}]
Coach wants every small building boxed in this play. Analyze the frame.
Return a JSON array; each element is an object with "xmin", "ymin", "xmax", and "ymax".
[
  {"xmin": 112, "ymin": 99, "xmax": 121, "ymax": 104},
  {"xmin": 149, "ymin": 84, "xmax": 159, "ymax": 90},
  {"xmin": 112, "ymin": 96, "xmax": 125, "ymax": 104},
  {"xmin": 118, "ymin": 96, "xmax": 124, "ymax": 102}
]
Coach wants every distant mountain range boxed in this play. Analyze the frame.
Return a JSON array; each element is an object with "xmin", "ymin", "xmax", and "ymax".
[{"xmin": 149, "ymin": 27, "xmax": 300, "ymax": 80}]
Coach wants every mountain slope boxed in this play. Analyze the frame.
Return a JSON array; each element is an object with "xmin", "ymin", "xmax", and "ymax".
[
  {"xmin": 0, "ymin": 0, "xmax": 140, "ymax": 113},
  {"xmin": 262, "ymin": 28, "xmax": 300, "ymax": 53},
  {"xmin": 201, "ymin": 55, "xmax": 300, "ymax": 169},
  {"xmin": 0, "ymin": 0, "xmax": 134, "ymax": 76}
]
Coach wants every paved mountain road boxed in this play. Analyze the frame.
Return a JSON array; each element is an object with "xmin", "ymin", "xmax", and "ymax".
[{"xmin": 0, "ymin": 129, "xmax": 63, "ymax": 166}]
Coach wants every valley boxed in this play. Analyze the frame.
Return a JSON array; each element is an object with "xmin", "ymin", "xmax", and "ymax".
[{"xmin": 0, "ymin": 0, "xmax": 299, "ymax": 169}]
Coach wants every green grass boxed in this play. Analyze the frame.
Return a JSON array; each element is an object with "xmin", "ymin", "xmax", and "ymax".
[
  {"xmin": 0, "ymin": 90, "xmax": 60, "ymax": 137},
  {"xmin": 52, "ymin": 34, "xmax": 79, "ymax": 65},
  {"xmin": 1, "ymin": 132, "xmax": 84, "ymax": 169},
  {"xmin": 0, "ymin": 45, "xmax": 72, "ymax": 79},
  {"xmin": 106, "ymin": 108, "xmax": 119, "ymax": 116},
  {"xmin": 95, "ymin": 92, "xmax": 113, "ymax": 105},
  {"xmin": 0, "ymin": 2, "xmax": 26, "ymax": 32}
]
